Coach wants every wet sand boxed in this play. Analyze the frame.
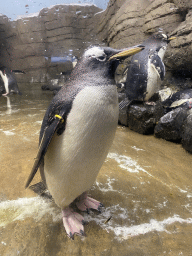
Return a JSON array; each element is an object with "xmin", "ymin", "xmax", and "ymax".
[{"xmin": 0, "ymin": 84, "xmax": 192, "ymax": 255}]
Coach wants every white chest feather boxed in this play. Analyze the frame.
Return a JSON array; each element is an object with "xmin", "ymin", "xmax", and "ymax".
[
  {"xmin": 0, "ymin": 71, "xmax": 9, "ymax": 94},
  {"xmin": 44, "ymin": 85, "xmax": 119, "ymax": 208},
  {"xmin": 145, "ymin": 47, "xmax": 166, "ymax": 101},
  {"xmin": 145, "ymin": 59, "xmax": 160, "ymax": 101}
]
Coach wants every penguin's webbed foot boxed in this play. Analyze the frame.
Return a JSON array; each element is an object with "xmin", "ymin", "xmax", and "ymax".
[
  {"xmin": 62, "ymin": 207, "xmax": 85, "ymax": 239},
  {"xmin": 145, "ymin": 101, "xmax": 156, "ymax": 106},
  {"xmin": 76, "ymin": 192, "xmax": 103, "ymax": 213}
]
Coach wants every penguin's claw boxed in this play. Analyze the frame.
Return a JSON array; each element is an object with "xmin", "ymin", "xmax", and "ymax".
[
  {"xmin": 62, "ymin": 207, "xmax": 85, "ymax": 239},
  {"xmin": 76, "ymin": 192, "xmax": 104, "ymax": 212}
]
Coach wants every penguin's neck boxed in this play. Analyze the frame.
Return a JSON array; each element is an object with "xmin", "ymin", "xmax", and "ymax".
[{"xmin": 70, "ymin": 62, "xmax": 115, "ymax": 86}]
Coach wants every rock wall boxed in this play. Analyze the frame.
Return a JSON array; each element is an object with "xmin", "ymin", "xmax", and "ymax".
[
  {"xmin": 0, "ymin": 4, "xmax": 102, "ymax": 83},
  {"xmin": 97, "ymin": 0, "xmax": 192, "ymax": 76},
  {"xmin": 0, "ymin": 1, "xmax": 192, "ymax": 84}
]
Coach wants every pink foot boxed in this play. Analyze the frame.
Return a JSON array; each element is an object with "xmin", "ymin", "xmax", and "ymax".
[
  {"xmin": 76, "ymin": 192, "xmax": 103, "ymax": 213},
  {"xmin": 145, "ymin": 101, "xmax": 156, "ymax": 105},
  {"xmin": 62, "ymin": 207, "xmax": 85, "ymax": 239}
]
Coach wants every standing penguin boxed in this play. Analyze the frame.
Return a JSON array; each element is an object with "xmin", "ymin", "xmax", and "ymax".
[
  {"xmin": 120, "ymin": 32, "xmax": 176, "ymax": 108},
  {"xmin": 0, "ymin": 67, "xmax": 22, "ymax": 96},
  {"xmin": 25, "ymin": 45, "xmax": 144, "ymax": 239}
]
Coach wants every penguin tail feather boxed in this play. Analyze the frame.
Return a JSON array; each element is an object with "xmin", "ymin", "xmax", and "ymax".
[
  {"xmin": 29, "ymin": 182, "xmax": 52, "ymax": 199},
  {"xmin": 119, "ymin": 98, "xmax": 132, "ymax": 110}
]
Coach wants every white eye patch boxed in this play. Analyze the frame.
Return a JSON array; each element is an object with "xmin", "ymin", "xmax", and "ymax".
[
  {"xmin": 162, "ymin": 34, "xmax": 168, "ymax": 39},
  {"xmin": 84, "ymin": 47, "xmax": 106, "ymax": 61}
]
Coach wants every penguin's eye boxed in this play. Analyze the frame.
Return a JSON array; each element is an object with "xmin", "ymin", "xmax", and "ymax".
[{"xmin": 96, "ymin": 55, "xmax": 106, "ymax": 62}]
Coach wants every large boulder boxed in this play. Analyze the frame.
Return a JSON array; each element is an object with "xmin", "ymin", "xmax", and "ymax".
[
  {"xmin": 181, "ymin": 111, "xmax": 192, "ymax": 153},
  {"xmin": 119, "ymin": 99, "xmax": 165, "ymax": 134},
  {"xmin": 165, "ymin": 10, "xmax": 192, "ymax": 74},
  {"xmin": 154, "ymin": 107, "xmax": 188, "ymax": 141},
  {"xmin": 154, "ymin": 89, "xmax": 192, "ymax": 142}
]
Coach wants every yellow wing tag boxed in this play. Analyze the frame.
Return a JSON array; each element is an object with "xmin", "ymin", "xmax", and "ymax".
[{"xmin": 55, "ymin": 114, "xmax": 64, "ymax": 123}]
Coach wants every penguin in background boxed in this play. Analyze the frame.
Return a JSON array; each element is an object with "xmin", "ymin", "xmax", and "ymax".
[
  {"xmin": 119, "ymin": 32, "xmax": 176, "ymax": 109},
  {"xmin": 25, "ymin": 44, "xmax": 144, "ymax": 239},
  {"xmin": 0, "ymin": 67, "xmax": 22, "ymax": 96}
]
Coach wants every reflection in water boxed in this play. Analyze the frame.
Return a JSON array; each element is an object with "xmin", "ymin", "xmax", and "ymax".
[
  {"xmin": 5, "ymin": 96, "xmax": 11, "ymax": 115},
  {"xmin": 0, "ymin": 84, "xmax": 192, "ymax": 254}
]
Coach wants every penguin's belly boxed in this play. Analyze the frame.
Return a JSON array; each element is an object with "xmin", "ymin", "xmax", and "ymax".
[
  {"xmin": 44, "ymin": 85, "xmax": 119, "ymax": 208},
  {"xmin": 144, "ymin": 59, "xmax": 161, "ymax": 101}
]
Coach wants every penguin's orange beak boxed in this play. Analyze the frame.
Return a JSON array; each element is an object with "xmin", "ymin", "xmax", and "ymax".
[
  {"xmin": 168, "ymin": 36, "xmax": 176, "ymax": 41},
  {"xmin": 109, "ymin": 45, "xmax": 145, "ymax": 61}
]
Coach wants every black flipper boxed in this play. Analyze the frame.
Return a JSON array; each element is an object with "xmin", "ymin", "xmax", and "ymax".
[
  {"xmin": 150, "ymin": 54, "xmax": 165, "ymax": 81},
  {"xmin": 25, "ymin": 110, "xmax": 66, "ymax": 189}
]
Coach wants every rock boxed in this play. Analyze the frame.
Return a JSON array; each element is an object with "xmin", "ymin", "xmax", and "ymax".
[
  {"xmin": 0, "ymin": 0, "xmax": 192, "ymax": 87},
  {"xmin": 158, "ymin": 87, "xmax": 174, "ymax": 102},
  {"xmin": 143, "ymin": 1, "xmax": 182, "ymax": 34},
  {"xmin": 155, "ymin": 89, "xmax": 192, "ymax": 143},
  {"xmin": 97, "ymin": 0, "xmax": 147, "ymax": 48},
  {"xmin": 172, "ymin": 0, "xmax": 191, "ymax": 12},
  {"xmin": 126, "ymin": 102, "xmax": 165, "ymax": 134},
  {"xmin": 181, "ymin": 111, "xmax": 192, "ymax": 153},
  {"xmin": 41, "ymin": 79, "xmax": 61, "ymax": 92},
  {"xmin": 41, "ymin": 73, "xmax": 68, "ymax": 93},
  {"xmin": 162, "ymin": 89, "xmax": 192, "ymax": 108},
  {"xmin": 165, "ymin": 10, "xmax": 192, "ymax": 74},
  {"xmin": 97, "ymin": 0, "xmax": 182, "ymax": 47},
  {"xmin": 163, "ymin": 72, "xmax": 192, "ymax": 91},
  {"xmin": 0, "ymin": 5, "xmax": 102, "ymax": 83},
  {"xmin": 154, "ymin": 107, "xmax": 188, "ymax": 141}
]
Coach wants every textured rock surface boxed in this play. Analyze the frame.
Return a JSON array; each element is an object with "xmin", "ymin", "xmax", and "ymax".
[
  {"xmin": 165, "ymin": 10, "xmax": 192, "ymax": 73},
  {"xmin": 154, "ymin": 107, "xmax": 188, "ymax": 141},
  {"xmin": 181, "ymin": 111, "xmax": 192, "ymax": 153},
  {"xmin": 96, "ymin": 0, "xmax": 192, "ymax": 141},
  {"xmin": 97, "ymin": 0, "xmax": 183, "ymax": 47},
  {"xmin": 0, "ymin": 1, "xmax": 192, "ymax": 84},
  {"xmin": 0, "ymin": 5, "xmax": 102, "ymax": 83},
  {"xmin": 127, "ymin": 102, "xmax": 165, "ymax": 135},
  {"xmin": 97, "ymin": 0, "xmax": 192, "ymax": 77}
]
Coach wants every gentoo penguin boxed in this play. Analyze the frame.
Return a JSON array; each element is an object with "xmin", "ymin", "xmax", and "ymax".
[
  {"xmin": 0, "ymin": 67, "xmax": 22, "ymax": 96},
  {"xmin": 120, "ymin": 32, "xmax": 176, "ymax": 108},
  {"xmin": 25, "ymin": 45, "xmax": 144, "ymax": 239}
]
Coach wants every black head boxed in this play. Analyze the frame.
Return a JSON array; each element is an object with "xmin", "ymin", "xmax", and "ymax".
[
  {"xmin": 144, "ymin": 32, "xmax": 176, "ymax": 58},
  {"xmin": 70, "ymin": 46, "xmax": 144, "ymax": 81},
  {"xmin": 151, "ymin": 32, "xmax": 176, "ymax": 43}
]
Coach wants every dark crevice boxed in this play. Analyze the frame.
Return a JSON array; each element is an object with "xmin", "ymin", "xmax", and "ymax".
[
  {"xmin": 172, "ymin": 42, "xmax": 192, "ymax": 48},
  {"xmin": 179, "ymin": 9, "xmax": 188, "ymax": 21},
  {"xmin": 172, "ymin": 69, "xmax": 192, "ymax": 79},
  {"xmin": 144, "ymin": 12, "xmax": 179, "ymax": 25}
]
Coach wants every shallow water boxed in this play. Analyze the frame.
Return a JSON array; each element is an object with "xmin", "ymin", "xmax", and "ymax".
[{"xmin": 0, "ymin": 84, "xmax": 192, "ymax": 255}]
